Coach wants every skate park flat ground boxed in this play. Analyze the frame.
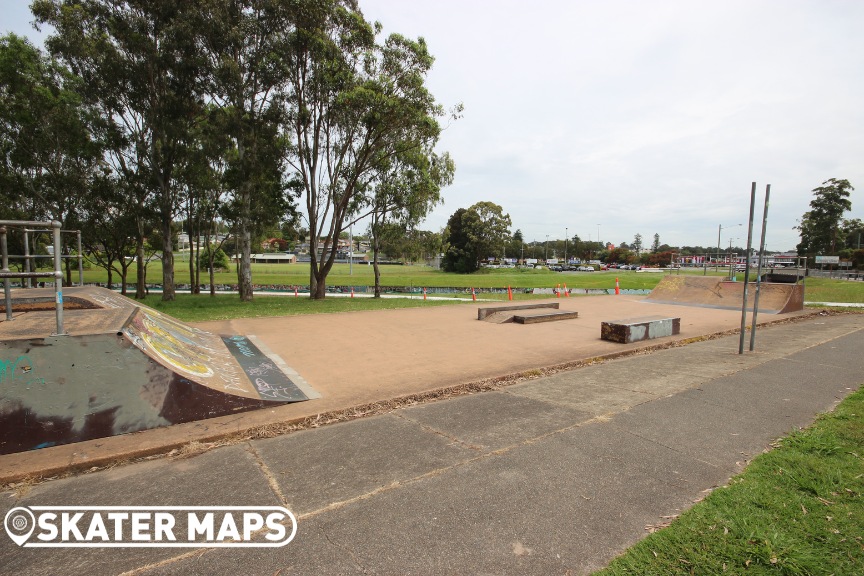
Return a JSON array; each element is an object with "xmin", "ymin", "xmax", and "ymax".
[{"xmin": 0, "ymin": 293, "xmax": 817, "ymax": 482}]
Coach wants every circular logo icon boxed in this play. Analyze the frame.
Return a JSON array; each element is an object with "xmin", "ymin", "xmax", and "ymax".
[{"xmin": 4, "ymin": 507, "xmax": 35, "ymax": 546}]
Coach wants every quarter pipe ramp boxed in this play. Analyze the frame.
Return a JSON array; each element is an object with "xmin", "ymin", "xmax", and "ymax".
[{"xmin": 645, "ymin": 275, "xmax": 804, "ymax": 314}]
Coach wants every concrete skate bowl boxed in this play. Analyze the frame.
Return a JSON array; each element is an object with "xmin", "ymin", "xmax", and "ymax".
[
  {"xmin": 645, "ymin": 275, "xmax": 804, "ymax": 314},
  {"xmin": 0, "ymin": 287, "xmax": 310, "ymax": 455}
]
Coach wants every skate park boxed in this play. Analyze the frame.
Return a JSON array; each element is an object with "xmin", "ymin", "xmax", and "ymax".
[
  {"xmin": 2, "ymin": 277, "xmax": 862, "ymax": 574},
  {"xmin": 0, "ymin": 264, "xmax": 811, "ymax": 482},
  {"xmin": 4, "ymin": 219, "xmax": 864, "ymax": 574}
]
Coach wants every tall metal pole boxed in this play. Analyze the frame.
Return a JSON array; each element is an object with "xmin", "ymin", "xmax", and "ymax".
[
  {"xmin": 23, "ymin": 228, "xmax": 31, "ymax": 288},
  {"xmin": 564, "ymin": 227, "xmax": 568, "ymax": 265},
  {"xmin": 739, "ymin": 183, "xmax": 756, "ymax": 354},
  {"xmin": 77, "ymin": 230, "xmax": 83, "ymax": 286},
  {"xmin": 716, "ymin": 224, "xmax": 722, "ymax": 272},
  {"xmin": 1, "ymin": 227, "xmax": 11, "ymax": 321},
  {"xmin": 750, "ymin": 184, "xmax": 770, "ymax": 351},
  {"xmin": 52, "ymin": 222, "xmax": 65, "ymax": 335}
]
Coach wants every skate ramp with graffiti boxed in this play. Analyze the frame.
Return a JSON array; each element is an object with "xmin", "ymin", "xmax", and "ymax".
[
  {"xmin": 0, "ymin": 287, "xmax": 314, "ymax": 455},
  {"xmin": 645, "ymin": 275, "xmax": 804, "ymax": 314}
]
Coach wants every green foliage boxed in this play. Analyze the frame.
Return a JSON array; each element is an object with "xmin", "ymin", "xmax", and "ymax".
[
  {"xmin": 605, "ymin": 246, "xmax": 633, "ymax": 264},
  {"xmin": 633, "ymin": 233, "xmax": 643, "ymax": 255},
  {"xmin": 197, "ymin": 245, "xmax": 229, "ymax": 271},
  {"xmin": 841, "ymin": 218, "xmax": 864, "ymax": 251},
  {"xmin": 0, "ymin": 32, "xmax": 100, "ymax": 227},
  {"xmin": 442, "ymin": 202, "xmax": 512, "ymax": 273},
  {"xmin": 797, "ymin": 178, "xmax": 854, "ymax": 256},
  {"xmin": 284, "ymin": 4, "xmax": 452, "ymax": 298}
]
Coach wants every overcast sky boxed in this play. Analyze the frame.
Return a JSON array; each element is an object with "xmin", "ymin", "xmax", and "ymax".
[{"xmin": 6, "ymin": 1, "xmax": 863, "ymax": 252}]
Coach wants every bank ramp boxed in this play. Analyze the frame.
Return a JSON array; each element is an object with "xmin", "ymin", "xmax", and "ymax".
[
  {"xmin": 0, "ymin": 287, "xmax": 315, "ymax": 455},
  {"xmin": 645, "ymin": 275, "xmax": 804, "ymax": 314}
]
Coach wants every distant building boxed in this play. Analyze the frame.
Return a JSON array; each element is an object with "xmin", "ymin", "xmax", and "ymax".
[{"xmin": 232, "ymin": 253, "xmax": 297, "ymax": 264}]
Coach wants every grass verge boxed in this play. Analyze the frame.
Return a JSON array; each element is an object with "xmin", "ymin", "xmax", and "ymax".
[
  {"xmin": 594, "ymin": 386, "xmax": 864, "ymax": 575},
  {"xmin": 138, "ymin": 293, "xmax": 470, "ymax": 322}
]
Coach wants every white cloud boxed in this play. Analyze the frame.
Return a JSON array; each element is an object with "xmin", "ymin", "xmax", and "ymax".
[{"xmin": 6, "ymin": 0, "xmax": 863, "ymax": 251}]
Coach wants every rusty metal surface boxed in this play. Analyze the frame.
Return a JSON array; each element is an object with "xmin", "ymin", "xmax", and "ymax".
[{"xmin": 601, "ymin": 316, "xmax": 681, "ymax": 344}]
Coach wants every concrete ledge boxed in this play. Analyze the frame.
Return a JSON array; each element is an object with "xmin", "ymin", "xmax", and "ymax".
[
  {"xmin": 601, "ymin": 316, "xmax": 681, "ymax": 343},
  {"xmin": 477, "ymin": 302, "xmax": 559, "ymax": 320},
  {"xmin": 513, "ymin": 311, "xmax": 580, "ymax": 324}
]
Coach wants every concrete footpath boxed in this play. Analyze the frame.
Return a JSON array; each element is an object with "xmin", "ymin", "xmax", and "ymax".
[{"xmin": 2, "ymin": 313, "xmax": 863, "ymax": 575}]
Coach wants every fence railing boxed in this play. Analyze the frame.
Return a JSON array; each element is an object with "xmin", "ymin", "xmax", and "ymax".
[{"xmin": 0, "ymin": 220, "xmax": 65, "ymax": 335}]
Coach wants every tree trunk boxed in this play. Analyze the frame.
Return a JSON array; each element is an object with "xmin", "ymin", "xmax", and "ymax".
[
  {"xmin": 193, "ymin": 225, "xmax": 200, "ymax": 294},
  {"xmin": 207, "ymin": 223, "xmax": 216, "ymax": 297},
  {"xmin": 371, "ymin": 218, "xmax": 382, "ymax": 297},
  {"xmin": 135, "ymin": 220, "xmax": 146, "ymax": 299},
  {"xmin": 237, "ymin": 222, "xmax": 253, "ymax": 302},
  {"xmin": 161, "ymin": 215, "xmax": 175, "ymax": 301},
  {"xmin": 64, "ymin": 248, "xmax": 72, "ymax": 287},
  {"xmin": 373, "ymin": 245, "xmax": 381, "ymax": 298}
]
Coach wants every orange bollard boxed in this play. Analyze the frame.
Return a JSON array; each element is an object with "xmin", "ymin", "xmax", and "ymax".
[
  {"xmin": 615, "ymin": 277, "xmax": 620, "ymax": 295},
  {"xmin": 563, "ymin": 282, "xmax": 569, "ymax": 297},
  {"xmin": 507, "ymin": 285, "xmax": 513, "ymax": 301},
  {"xmin": 471, "ymin": 287, "xmax": 476, "ymax": 302},
  {"xmin": 423, "ymin": 287, "xmax": 427, "ymax": 300},
  {"xmin": 556, "ymin": 283, "xmax": 561, "ymax": 298},
  {"xmin": 294, "ymin": 286, "xmax": 298, "ymax": 297},
  {"xmin": 350, "ymin": 286, "xmax": 355, "ymax": 298}
]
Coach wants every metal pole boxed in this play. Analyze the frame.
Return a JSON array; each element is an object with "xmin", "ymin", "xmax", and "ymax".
[
  {"xmin": 77, "ymin": 230, "xmax": 83, "ymax": 286},
  {"xmin": 52, "ymin": 222, "xmax": 65, "ymax": 335},
  {"xmin": 1, "ymin": 227, "xmax": 11, "ymax": 321},
  {"xmin": 750, "ymin": 184, "xmax": 770, "ymax": 351},
  {"xmin": 739, "ymin": 183, "xmax": 756, "ymax": 354},
  {"xmin": 23, "ymin": 229, "xmax": 31, "ymax": 288},
  {"xmin": 716, "ymin": 224, "xmax": 721, "ymax": 273}
]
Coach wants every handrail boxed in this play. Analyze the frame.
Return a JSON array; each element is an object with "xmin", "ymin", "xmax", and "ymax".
[{"xmin": 0, "ymin": 220, "xmax": 65, "ymax": 335}]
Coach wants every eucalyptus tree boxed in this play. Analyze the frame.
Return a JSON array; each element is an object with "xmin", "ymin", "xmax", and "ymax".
[
  {"xmin": 199, "ymin": 0, "xmax": 295, "ymax": 301},
  {"xmin": 0, "ymin": 33, "xmax": 100, "ymax": 270},
  {"xmin": 79, "ymin": 174, "xmax": 144, "ymax": 294},
  {"xmin": 367, "ymin": 147, "xmax": 453, "ymax": 296},
  {"xmin": 33, "ymin": 0, "xmax": 209, "ymax": 300},
  {"xmin": 797, "ymin": 178, "xmax": 854, "ymax": 256},
  {"xmin": 284, "ymin": 1, "xmax": 451, "ymax": 299}
]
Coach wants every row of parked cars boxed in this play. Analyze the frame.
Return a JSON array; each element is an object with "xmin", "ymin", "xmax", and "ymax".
[
  {"xmin": 548, "ymin": 265, "xmax": 597, "ymax": 272},
  {"xmin": 608, "ymin": 264, "xmax": 643, "ymax": 270}
]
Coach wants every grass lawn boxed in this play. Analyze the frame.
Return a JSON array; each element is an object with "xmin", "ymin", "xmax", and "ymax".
[
  {"xmin": 138, "ymin": 293, "xmax": 471, "ymax": 322},
  {"xmin": 803, "ymin": 277, "xmax": 864, "ymax": 303},
  {"xmin": 594, "ymin": 387, "xmax": 864, "ymax": 575},
  {"xmin": 71, "ymin": 259, "xmax": 724, "ymax": 290}
]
